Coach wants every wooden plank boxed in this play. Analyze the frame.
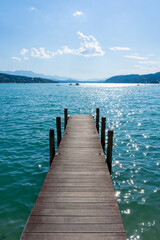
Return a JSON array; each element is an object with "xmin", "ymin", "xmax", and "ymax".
[
  {"xmin": 40, "ymin": 186, "xmax": 115, "ymax": 192},
  {"xmin": 43, "ymin": 178, "xmax": 111, "ymax": 183},
  {"xmin": 53, "ymin": 157, "xmax": 105, "ymax": 162},
  {"xmin": 50, "ymin": 166, "xmax": 107, "ymax": 170},
  {"xmin": 28, "ymin": 216, "xmax": 123, "ymax": 224},
  {"xmin": 38, "ymin": 192, "xmax": 116, "ymax": 198},
  {"xmin": 33, "ymin": 202, "xmax": 119, "ymax": 210},
  {"xmin": 36, "ymin": 197, "xmax": 118, "ymax": 203},
  {"xmin": 56, "ymin": 148, "xmax": 104, "ymax": 154},
  {"xmin": 43, "ymin": 183, "xmax": 112, "ymax": 187},
  {"xmin": 59, "ymin": 143, "xmax": 102, "ymax": 148},
  {"xmin": 25, "ymin": 223, "xmax": 125, "ymax": 233},
  {"xmin": 37, "ymin": 197, "xmax": 119, "ymax": 204},
  {"xmin": 45, "ymin": 173, "xmax": 110, "ymax": 178},
  {"xmin": 31, "ymin": 209, "xmax": 119, "ymax": 216},
  {"xmin": 45, "ymin": 175, "xmax": 111, "ymax": 180},
  {"xmin": 21, "ymin": 233, "xmax": 127, "ymax": 240},
  {"xmin": 20, "ymin": 114, "xmax": 127, "ymax": 240}
]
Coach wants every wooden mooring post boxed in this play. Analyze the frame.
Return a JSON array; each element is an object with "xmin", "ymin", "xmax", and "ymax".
[
  {"xmin": 56, "ymin": 117, "xmax": 61, "ymax": 147},
  {"xmin": 107, "ymin": 130, "xmax": 114, "ymax": 173},
  {"xmin": 101, "ymin": 117, "xmax": 106, "ymax": 152},
  {"xmin": 64, "ymin": 108, "xmax": 68, "ymax": 130},
  {"xmin": 49, "ymin": 129, "xmax": 55, "ymax": 166},
  {"xmin": 96, "ymin": 108, "xmax": 99, "ymax": 133}
]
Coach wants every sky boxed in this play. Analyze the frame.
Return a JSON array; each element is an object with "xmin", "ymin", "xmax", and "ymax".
[{"xmin": 1, "ymin": 0, "xmax": 160, "ymax": 80}]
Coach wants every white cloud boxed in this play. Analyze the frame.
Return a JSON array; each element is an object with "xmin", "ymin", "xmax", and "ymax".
[
  {"xmin": 51, "ymin": 49, "xmax": 63, "ymax": 56},
  {"xmin": 76, "ymin": 31, "xmax": 105, "ymax": 56},
  {"xmin": 16, "ymin": 32, "xmax": 105, "ymax": 60},
  {"xmin": 31, "ymin": 47, "xmax": 51, "ymax": 59},
  {"xmin": 73, "ymin": 11, "xmax": 83, "ymax": 16},
  {"xmin": 30, "ymin": 7, "xmax": 37, "ymax": 11},
  {"xmin": 53, "ymin": 31, "xmax": 105, "ymax": 57},
  {"xmin": 20, "ymin": 48, "xmax": 28, "ymax": 55},
  {"xmin": 61, "ymin": 46, "xmax": 78, "ymax": 55},
  {"xmin": 125, "ymin": 55, "xmax": 148, "ymax": 60},
  {"xmin": 51, "ymin": 32, "xmax": 105, "ymax": 57},
  {"xmin": 11, "ymin": 56, "xmax": 21, "ymax": 62},
  {"xmin": 110, "ymin": 47, "xmax": 130, "ymax": 51}
]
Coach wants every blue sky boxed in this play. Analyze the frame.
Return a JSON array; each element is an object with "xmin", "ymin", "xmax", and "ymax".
[{"xmin": 1, "ymin": 0, "xmax": 160, "ymax": 80}]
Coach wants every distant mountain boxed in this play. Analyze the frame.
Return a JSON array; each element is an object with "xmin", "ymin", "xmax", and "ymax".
[
  {"xmin": 105, "ymin": 72, "xmax": 160, "ymax": 84},
  {"xmin": 0, "ymin": 73, "xmax": 58, "ymax": 83},
  {"xmin": 0, "ymin": 70, "xmax": 76, "ymax": 82},
  {"xmin": 1, "ymin": 70, "xmax": 160, "ymax": 84},
  {"xmin": 0, "ymin": 70, "xmax": 104, "ymax": 83}
]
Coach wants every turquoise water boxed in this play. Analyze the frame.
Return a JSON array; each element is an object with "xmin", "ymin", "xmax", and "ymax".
[{"xmin": 0, "ymin": 83, "xmax": 159, "ymax": 240}]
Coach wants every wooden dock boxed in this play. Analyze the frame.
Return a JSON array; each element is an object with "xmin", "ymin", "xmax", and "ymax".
[{"xmin": 21, "ymin": 114, "xmax": 127, "ymax": 240}]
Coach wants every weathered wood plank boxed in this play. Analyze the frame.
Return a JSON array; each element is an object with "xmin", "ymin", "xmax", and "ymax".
[
  {"xmin": 21, "ymin": 233, "xmax": 127, "ymax": 240},
  {"xmin": 33, "ymin": 202, "xmax": 119, "ymax": 210},
  {"xmin": 25, "ymin": 223, "xmax": 125, "ymax": 233},
  {"xmin": 59, "ymin": 143, "xmax": 102, "ymax": 148},
  {"xmin": 43, "ymin": 178, "xmax": 111, "ymax": 183},
  {"xmin": 45, "ymin": 175, "xmax": 111, "ymax": 181},
  {"xmin": 40, "ymin": 186, "xmax": 115, "ymax": 192},
  {"xmin": 38, "ymin": 192, "xmax": 116, "ymax": 198},
  {"xmin": 36, "ymin": 197, "xmax": 118, "ymax": 203},
  {"xmin": 49, "ymin": 165, "xmax": 108, "ymax": 170},
  {"xmin": 28, "ymin": 216, "xmax": 122, "ymax": 224},
  {"xmin": 31, "ymin": 209, "xmax": 119, "ymax": 216},
  {"xmin": 43, "ymin": 182, "xmax": 112, "ymax": 187},
  {"xmin": 56, "ymin": 148, "xmax": 104, "ymax": 154}
]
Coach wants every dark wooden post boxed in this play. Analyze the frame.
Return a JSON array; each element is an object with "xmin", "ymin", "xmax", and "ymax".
[
  {"xmin": 64, "ymin": 108, "xmax": 68, "ymax": 130},
  {"xmin": 49, "ymin": 129, "xmax": 55, "ymax": 166},
  {"xmin": 56, "ymin": 117, "xmax": 61, "ymax": 147},
  {"xmin": 96, "ymin": 108, "xmax": 99, "ymax": 133},
  {"xmin": 101, "ymin": 117, "xmax": 106, "ymax": 152},
  {"xmin": 107, "ymin": 130, "xmax": 114, "ymax": 173}
]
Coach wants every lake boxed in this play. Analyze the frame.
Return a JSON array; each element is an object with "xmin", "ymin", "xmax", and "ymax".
[{"xmin": 0, "ymin": 83, "xmax": 159, "ymax": 240}]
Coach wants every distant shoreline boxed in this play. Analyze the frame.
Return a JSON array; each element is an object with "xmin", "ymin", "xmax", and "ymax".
[
  {"xmin": 0, "ymin": 71, "xmax": 160, "ymax": 84},
  {"xmin": 0, "ymin": 82, "xmax": 159, "ymax": 85}
]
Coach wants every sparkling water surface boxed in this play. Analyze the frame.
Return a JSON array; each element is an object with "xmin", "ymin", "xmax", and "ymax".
[{"xmin": 0, "ymin": 83, "xmax": 159, "ymax": 240}]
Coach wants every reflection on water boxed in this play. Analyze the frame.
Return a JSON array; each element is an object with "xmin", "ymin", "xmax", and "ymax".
[{"xmin": 0, "ymin": 83, "xmax": 159, "ymax": 240}]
